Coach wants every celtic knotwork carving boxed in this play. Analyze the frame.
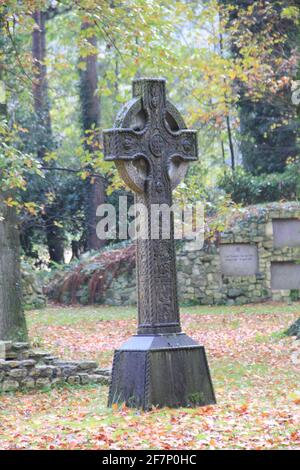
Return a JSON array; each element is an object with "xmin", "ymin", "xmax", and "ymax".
[
  {"xmin": 149, "ymin": 82, "xmax": 161, "ymax": 109},
  {"xmin": 123, "ymin": 134, "xmax": 135, "ymax": 151},
  {"xmin": 182, "ymin": 137, "xmax": 193, "ymax": 153},
  {"xmin": 149, "ymin": 132, "xmax": 164, "ymax": 157},
  {"xmin": 103, "ymin": 78, "xmax": 198, "ymax": 334}
]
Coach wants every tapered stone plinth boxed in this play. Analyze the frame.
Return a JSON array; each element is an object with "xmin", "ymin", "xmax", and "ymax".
[{"xmin": 108, "ymin": 334, "xmax": 215, "ymax": 410}]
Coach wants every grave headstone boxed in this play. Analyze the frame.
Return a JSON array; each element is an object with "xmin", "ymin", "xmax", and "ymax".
[{"xmin": 104, "ymin": 78, "xmax": 215, "ymax": 409}]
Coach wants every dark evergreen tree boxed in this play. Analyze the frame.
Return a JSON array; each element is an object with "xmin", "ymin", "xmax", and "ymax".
[
  {"xmin": 220, "ymin": 0, "xmax": 299, "ymax": 174},
  {"xmin": 31, "ymin": 9, "xmax": 65, "ymax": 263}
]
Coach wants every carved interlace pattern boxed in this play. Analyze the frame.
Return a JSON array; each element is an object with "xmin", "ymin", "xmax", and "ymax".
[{"xmin": 103, "ymin": 78, "xmax": 198, "ymax": 334}]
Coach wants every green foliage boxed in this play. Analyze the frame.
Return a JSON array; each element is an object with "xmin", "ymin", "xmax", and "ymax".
[
  {"xmin": 285, "ymin": 315, "xmax": 300, "ymax": 336},
  {"xmin": 219, "ymin": 163, "xmax": 300, "ymax": 205},
  {"xmin": 221, "ymin": 0, "xmax": 299, "ymax": 174},
  {"xmin": 290, "ymin": 289, "xmax": 300, "ymax": 302},
  {"xmin": 0, "ymin": 120, "xmax": 42, "ymax": 195},
  {"xmin": 239, "ymin": 96, "xmax": 299, "ymax": 175},
  {"xmin": 19, "ymin": 172, "xmax": 87, "ymax": 257},
  {"xmin": 1, "ymin": 0, "xmax": 299, "ymax": 261}
]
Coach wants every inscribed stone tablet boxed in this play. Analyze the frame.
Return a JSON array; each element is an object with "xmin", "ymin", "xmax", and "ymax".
[
  {"xmin": 271, "ymin": 262, "xmax": 300, "ymax": 290},
  {"xmin": 272, "ymin": 219, "xmax": 300, "ymax": 248},
  {"xmin": 220, "ymin": 244, "xmax": 258, "ymax": 276}
]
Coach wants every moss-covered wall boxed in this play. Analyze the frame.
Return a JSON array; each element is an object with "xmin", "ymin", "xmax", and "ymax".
[
  {"xmin": 46, "ymin": 202, "xmax": 300, "ymax": 307},
  {"xmin": 106, "ymin": 202, "xmax": 300, "ymax": 306}
]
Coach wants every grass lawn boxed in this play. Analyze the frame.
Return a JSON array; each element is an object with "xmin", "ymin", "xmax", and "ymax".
[{"xmin": 0, "ymin": 302, "xmax": 299, "ymax": 449}]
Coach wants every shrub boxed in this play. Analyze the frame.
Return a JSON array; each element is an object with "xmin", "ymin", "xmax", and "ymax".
[{"xmin": 218, "ymin": 164, "xmax": 300, "ymax": 205}]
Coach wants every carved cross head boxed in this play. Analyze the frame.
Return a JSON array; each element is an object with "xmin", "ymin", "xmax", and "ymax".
[{"xmin": 103, "ymin": 78, "xmax": 198, "ymax": 196}]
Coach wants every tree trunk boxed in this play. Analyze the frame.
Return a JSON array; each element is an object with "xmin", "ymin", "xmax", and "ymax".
[
  {"xmin": 0, "ymin": 17, "xmax": 28, "ymax": 341},
  {"xmin": 85, "ymin": 175, "xmax": 106, "ymax": 250},
  {"xmin": 32, "ymin": 10, "xmax": 65, "ymax": 263},
  {"xmin": 32, "ymin": 10, "xmax": 51, "ymax": 158},
  {"xmin": 0, "ymin": 199, "xmax": 28, "ymax": 341},
  {"xmin": 226, "ymin": 114, "xmax": 235, "ymax": 171},
  {"xmin": 79, "ymin": 22, "xmax": 106, "ymax": 251},
  {"xmin": 44, "ymin": 217, "xmax": 65, "ymax": 264}
]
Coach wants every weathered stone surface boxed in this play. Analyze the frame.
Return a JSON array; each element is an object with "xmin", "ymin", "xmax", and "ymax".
[
  {"xmin": 0, "ymin": 342, "xmax": 112, "ymax": 394},
  {"xmin": 273, "ymin": 219, "xmax": 300, "ymax": 248},
  {"xmin": 12, "ymin": 342, "xmax": 30, "ymax": 351},
  {"xmin": 34, "ymin": 365, "xmax": 57, "ymax": 378},
  {"xmin": 19, "ymin": 359, "xmax": 36, "ymax": 367},
  {"xmin": 53, "ymin": 360, "xmax": 78, "ymax": 368},
  {"xmin": 77, "ymin": 361, "xmax": 98, "ymax": 370},
  {"xmin": 5, "ymin": 361, "xmax": 21, "ymax": 369},
  {"xmin": 29, "ymin": 350, "xmax": 51, "ymax": 360},
  {"xmin": 43, "ymin": 356, "xmax": 58, "ymax": 364},
  {"xmin": 227, "ymin": 288, "xmax": 243, "ymax": 299},
  {"xmin": 22, "ymin": 265, "xmax": 47, "ymax": 310},
  {"xmin": 88, "ymin": 374, "xmax": 110, "ymax": 385},
  {"xmin": 21, "ymin": 378, "xmax": 35, "ymax": 389},
  {"xmin": 36, "ymin": 378, "xmax": 51, "ymax": 388},
  {"xmin": 220, "ymin": 244, "xmax": 258, "ymax": 277},
  {"xmin": 5, "ymin": 352, "xmax": 18, "ymax": 360},
  {"xmin": 51, "ymin": 378, "xmax": 63, "ymax": 386},
  {"xmin": 1, "ymin": 341, "xmax": 13, "ymax": 350},
  {"xmin": 78, "ymin": 373, "xmax": 90, "ymax": 385},
  {"xmin": 67, "ymin": 375, "xmax": 81, "ymax": 385},
  {"xmin": 2, "ymin": 380, "xmax": 19, "ymax": 392},
  {"xmin": 9, "ymin": 368, "xmax": 27, "ymax": 379},
  {"xmin": 60, "ymin": 366, "xmax": 78, "ymax": 377},
  {"xmin": 104, "ymin": 77, "xmax": 215, "ymax": 409},
  {"xmin": 93, "ymin": 368, "xmax": 111, "ymax": 377},
  {"xmin": 271, "ymin": 262, "xmax": 300, "ymax": 290}
]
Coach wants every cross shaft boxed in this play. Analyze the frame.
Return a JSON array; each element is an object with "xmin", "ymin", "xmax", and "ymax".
[{"xmin": 104, "ymin": 78, "xmax": 197, "ymax": 334}]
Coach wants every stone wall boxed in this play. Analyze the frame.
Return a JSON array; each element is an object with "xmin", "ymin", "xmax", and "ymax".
[
  {"xmin": 45, "ymin": 202, "xmax": 300, "ymax": 307},
  {"xmin": 104, "ymin": 202, "xmax": 300, "ymax": 306},
  {"xmin": 22, "ymin": 265, "xmax": 47, "ymax": 310},
  {"xmin": 0, "ymin": 341, "xmax": 111, "ymax": 393}
]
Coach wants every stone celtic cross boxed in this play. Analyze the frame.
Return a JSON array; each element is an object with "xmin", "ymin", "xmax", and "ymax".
[{"xmin": 104, "ymin": 78, "xmax": 215, "ymax": 409}]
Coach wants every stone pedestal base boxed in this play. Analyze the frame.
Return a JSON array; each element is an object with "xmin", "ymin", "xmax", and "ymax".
[{"xmin": 108, "ymin": 333, "xmax": 216, "ymax": 410}]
